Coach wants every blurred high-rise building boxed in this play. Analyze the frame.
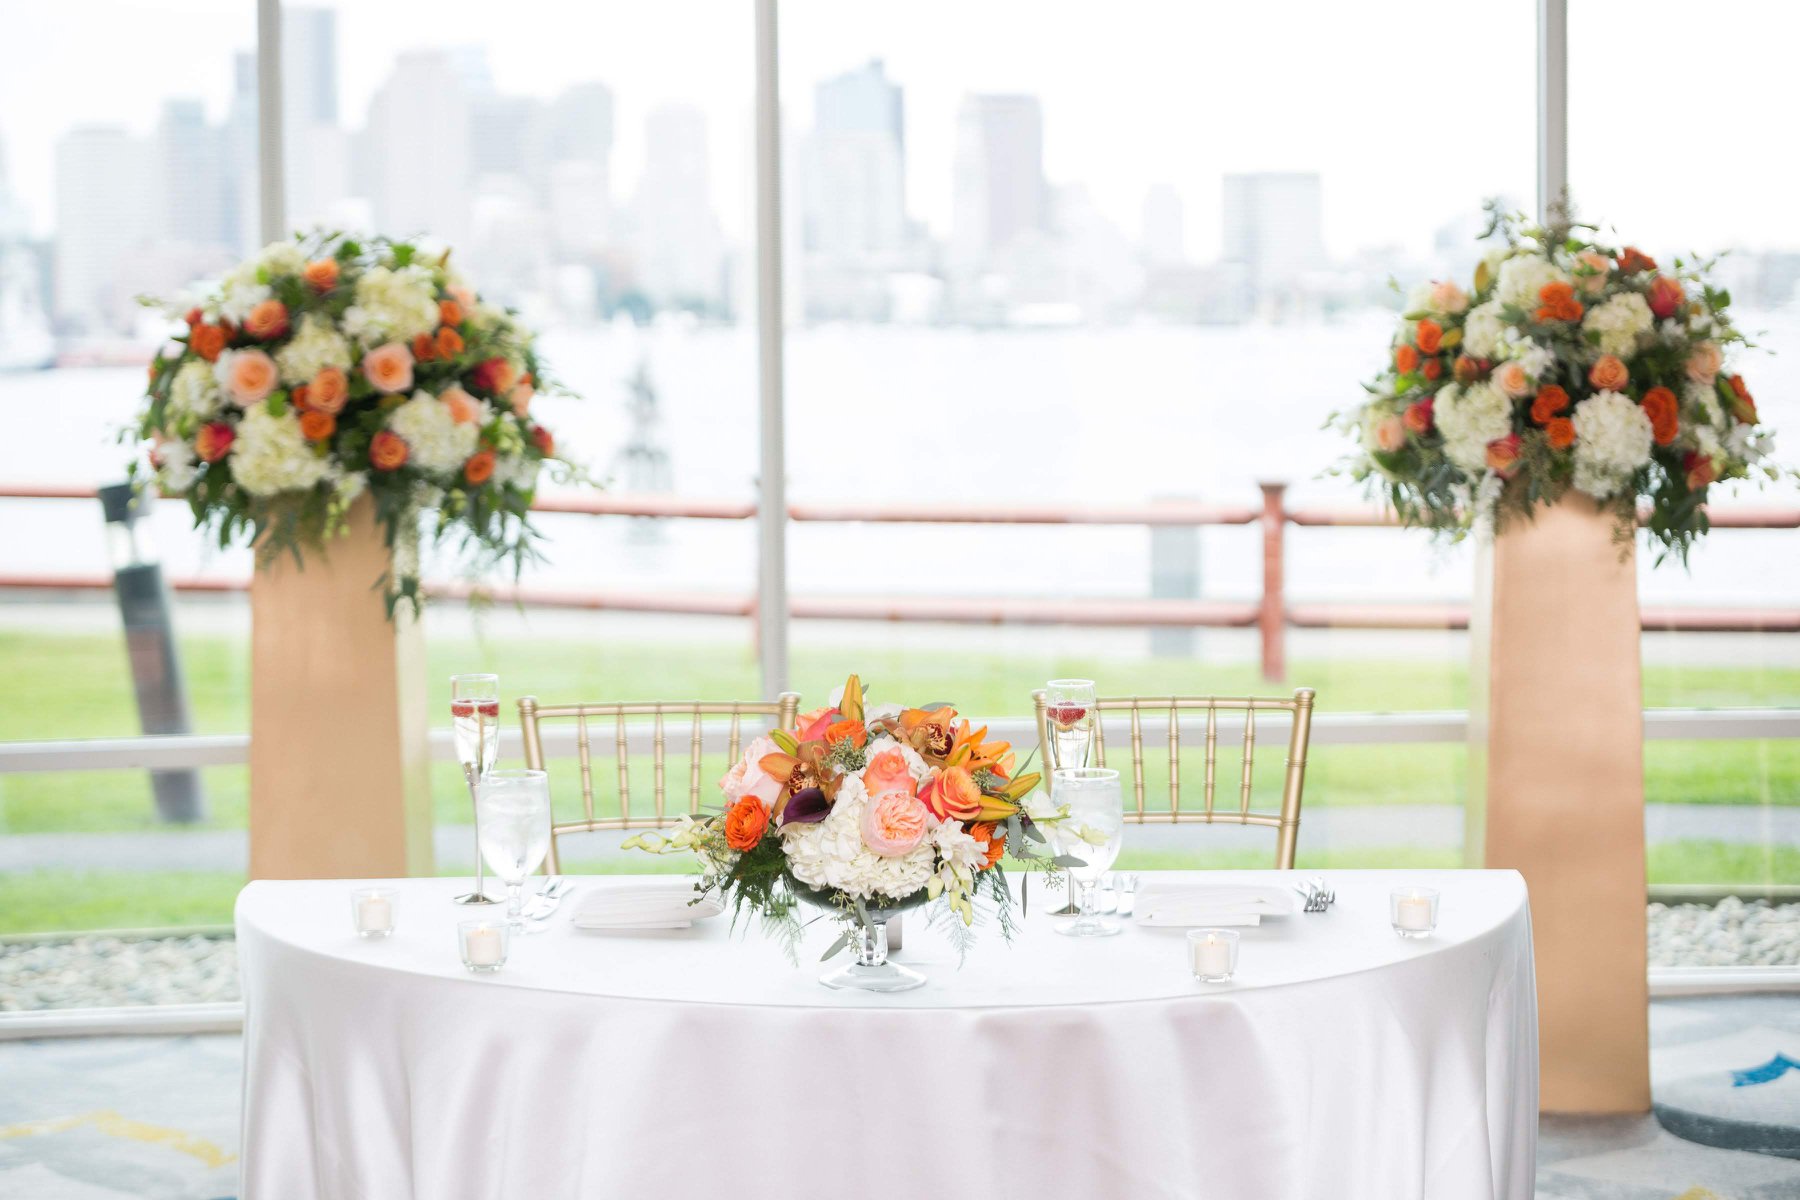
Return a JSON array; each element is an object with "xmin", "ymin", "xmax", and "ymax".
[
  {"xmin": 549, "ymin": 83, "xmax": 614, "ymax": 169},
  {"xmin": 1221, "ymin": 172, "xmax": 1326, "ymax": 302},
  {"xmin": 950, "ymin": 93, "xmax": 1045, "ymax": 273},
  {"xmin": 632, "ymin": 104, "xmax": 723, "ymax": 310},
  {"xmin": 280, "ymin": 6, "xmax": 348, "ymax": 230},
  {"xmin": 226, "ymin": 52, "xmax": 261, "ymax": 251},
  {"xmin": 54, "ymin": 127, "xmax": 152, "ymax": 332},
  {"xmin": 154, "ymin": 100, "xmax": 229, "ymax": 252},
  {"xmin": 366, "ymin": 51, "xmax": 473, "ymax": 247},
  {"xmin": 803, "ymin": 60, "xmax": 906, "ymax": 259},
  {"xmin": 1140, "ymin": 183, "xmax": 1186, "ymax": 267}
]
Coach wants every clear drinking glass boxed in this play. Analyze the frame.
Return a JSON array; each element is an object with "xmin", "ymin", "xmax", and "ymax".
[
  {"xmin": 450, "ymin": 673, "xmax": 502, "ymax": 906},
  {"xmin": 458, "ymin": 919, "xmax": 510, "ymax": 973},
  {"xmin": 1044, "ymin": 679, "xmax": 1098, "ymax": 776},
  {"xmin": 475, "ymin": 769, "xmax": 553, "ymax": 930},
  {"xmin": 1051, "ymin": 767, "xmax": 1124, "ymax": 937}
]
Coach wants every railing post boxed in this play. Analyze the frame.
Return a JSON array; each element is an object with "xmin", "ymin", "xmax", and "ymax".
[{"xmin": 1258, "ymin": 482, "xmax": 1287, "ymax": 682}]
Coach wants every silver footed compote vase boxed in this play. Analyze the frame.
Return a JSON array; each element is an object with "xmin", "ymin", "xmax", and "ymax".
[{"xmin": 797, "ymin": 885, "xmax": 931, "ymax": 993}]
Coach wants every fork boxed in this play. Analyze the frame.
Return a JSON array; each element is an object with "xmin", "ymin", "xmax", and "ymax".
[
  {"xmin": 1304, "ymin": 876, "xmax": 1335, "ymax": 913},
  {"xmin": 522, "ymin": 875, "xmax": 571, "ymax": 921}
]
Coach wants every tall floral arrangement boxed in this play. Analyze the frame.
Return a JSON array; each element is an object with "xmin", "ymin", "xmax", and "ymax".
[
  {"xmin": 629, "ymin": 675, "xmax": 1090, "ymax": 959},
  {"xmin": 1337, "ymin": 204, "xmax": 1778, "ymax": 560},
  {"xmin": 132, "ymin": 234, "xmax": 572, "ymax": 611}
]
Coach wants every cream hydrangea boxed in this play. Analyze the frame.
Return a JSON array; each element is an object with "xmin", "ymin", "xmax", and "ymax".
[
  {"xmin": 782, "ymin": 775, "xmax": 937, "ymax": 901},
  {"xmin": 154, "ymin": 439, "xmax": 198, "ymax": 493},
  {"xmin": 490, "ymin": 453, "xmax": 540, "ymax": 492},
  {"xmin": 1581, "ymin": 292, "xmax": 1654, "ymax": 359},
  {"xmin": 342, "ymin": 266, "xmax": 440, "ymax": 345},
  {"xmin": 1462, "ymin": 300, "xmax": 1508, "ymax": 359},
  {"xmin": 1495, "ymin": 255, "xmax": 1570, "ymax": 311},
  {"xmin": 216, "ymin": 261, "xmax": 271, "ymax": 324},
  {"xmin": 1570, "ymin": 390, "xmax": 1653, "ymax": 498},
  {"xmin": 257, "ymin": 241, "xmax": 308, "ymax": 278},
  {"xmin": 273, "ymin": 314, "xmax": 352, "ymax": 385},
  {"xmin": 229, "ymin": 406, "xmax": 332, "ymax": 497},
  {"xmin": 166, "ymin": 360, "xmax": 221, "ymax": 425},
  {"xmin": 1510, "ymin": 340, "xmax": 1557, "ymax": 381},
  {"xmin": 386, "ymin": 390, "xmax": 480, "ymax": 477},
  {"xmin": 1686, "ymin": 381, "xmax": 1726, "ymax": 432},
  {"xmin": 1434, "ymin": 381, "xmax": 1512, "ymax": 474}
]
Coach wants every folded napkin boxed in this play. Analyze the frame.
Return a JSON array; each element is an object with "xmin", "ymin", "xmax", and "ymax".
[
  {"xmin": 1132, "ymin": 881, "xmax": 1302, "ymax": 928},
  {"xmin": 571, "ymin": 882, "xmax": 723, "ymax": 931}
]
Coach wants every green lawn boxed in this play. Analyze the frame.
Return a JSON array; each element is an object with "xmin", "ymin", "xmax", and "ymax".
[{"xmin": 4, "ymin": 839, "xmax": 1794, "ymax": 936}]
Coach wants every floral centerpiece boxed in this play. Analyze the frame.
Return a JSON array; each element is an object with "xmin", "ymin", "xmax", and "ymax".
[
  {"xmin": 132, "ymin": 233, "xmax": 572, "ymax": 612},
  {"xmin": 627, "ymin": 676, "xmax": 1089, "ymax": 991},
  {"xmin": 1337, "ymin": 204, "xmax": 1778, "ymax": 561}
]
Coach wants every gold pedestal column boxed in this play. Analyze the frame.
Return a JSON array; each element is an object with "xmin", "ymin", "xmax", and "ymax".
[
  {"xmin": 249, "ymin": 501, "xmax": 434, "ymax": 880},
  {"xmin": 1469, "ymin": 493, "xmax": 1650, "ymax": 1112}
]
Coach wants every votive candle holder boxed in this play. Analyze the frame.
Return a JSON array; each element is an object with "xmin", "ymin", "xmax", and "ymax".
[
  {"xmin": 1187, "ymin": 928, "xmax": 1239, "ymax": 983},
  {"xmin": 1390, "ymin": 887, "xmax": 1440, "ymax": 939},
  {"xmin": 350, "ymin": 887, "xmax": 398, "ymax": 939}
]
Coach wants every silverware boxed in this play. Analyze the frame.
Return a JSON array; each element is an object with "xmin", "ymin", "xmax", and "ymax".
[
  {"xmin": 522, "ymin": 876, "xmax": 573, "ymax": 921},
  {"xmin": 1301, "ymin": 876, "xmax": 1335, "ymax": 913}
]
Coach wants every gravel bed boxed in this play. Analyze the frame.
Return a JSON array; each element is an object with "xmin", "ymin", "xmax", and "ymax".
[
  {"xmin": 1, "ymin": 901, "xmax": 1795, "ymax": 1010},
  {"xmin": 1647, "ymin": 897, "xmax": 1800, "ymax": 968}
]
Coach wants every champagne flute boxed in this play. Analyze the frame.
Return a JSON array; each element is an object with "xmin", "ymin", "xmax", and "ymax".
[
  {"xmin": 1044, "ymin": 679, "xmax": 1097, "ymax": 915},
  {"xmin": 1051, "ymin": 767, "xmax": 1124, "ymax": 937},
  {"xmin": 475, "ymin": 769, "xmax": 552, "ymax": 931},
  {"xmin": 451, "ymin": 673, "xmax": 501, "ymax": 905}
]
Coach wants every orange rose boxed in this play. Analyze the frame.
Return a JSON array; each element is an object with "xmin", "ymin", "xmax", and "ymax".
[
  {"xmin": 1394, "ymin": 344, "xmax": 1420, "ymax": 374},
  {"xmin": 1530, "ymin": 384, "xmax": 1570, "ymax": 424},
  {"xmin": 1640, "ymin": 386, "xmax": 1679, "ymax": 446},
  {"xmin": 969, "ymin": 822, "xmax": 1006, "ymax": 870},
  {"xmin": 463, "ymin": 449, "xmax": 496, "ymax": 485},
  {"xmin": 1724, "ymin": 374, "xmax": 1758, "ymax": 424},
  {"xmin": 189, "ymin": 323, "xmax": 228, "ymax": 362},
  {"xmin": 244, "ymin": 299, "xmax": 289, "ymax": 340},
  {"xmin": 509, "ymin": 374, "xmax": 535, "ymax": 416},
  {"xmin": 1618, "ymin": 246, "xmax": 1657, "ymax": 275},
  {"xmin": 862, "ymin": 747, "xmax": 916, "ymax": 797},
  {"xmin": 298, "ymin": 409, "xmax": 336, "ymax": 442},
  {"xmin": 308, "ymin": 366, "xmax": 349, "ymax": 415},
  {"xmin": 1421, "ymin": 357, "xmax": 1442, "ymax": 382},
  {"xmin": 1587, "ymin": 355, "xmax": 1629, "ymax": 392},
  {"xmin": 369, "ymin": 430, "xmax": 409, "ymax": 471},
  {"xmin": 410, "ymin": 332, "xmax": 437, "ymax": 363},
  {"xmin": 438, "ymin": 298, "xmax": 464, "ymax": 328},
  {"xmin": 290, "ymin": 383, "xmax": 310, "ymax": 410},
  {"xmin": 1545, "ymin": 417, "xmax": 1576, "ymax": 450},
  {"xmin": 1485, "ymin": 434, "xmax": 1522, "ymax": 476},
  {"xmin": 531, "ymin": 426, "xmax": 555, "ymax": 457},
  {"xmin": 825, "ymin": 719, "xmax": 867, "ymax": 747},
  {"xmin": 195, "ymin": 422, "xmax": 234, "ymax": 463},
  {"xmin": 1452, "ymin": 354, "xmax": 1486, "ymax": 385},
  {"xmin": 435, "ymin": 327, "xmax": 464, "ymax": 358},
  {"xmin": 362, "ymin": 342, "xmax": 415, "ymax": 394},
  {"xmin": 1647, "ymin": 275, "xmax": 1684, "ymax": 320},
  {"xmin": 1414, "ymin": 319, "xmax": 1443, "ymax": 355},
  {"xmin": 1535, "ymin": 281, "xmax": 1584, "ymax": 323},
  {"xmin": 471, "ymin": 357, "xmax": 518, "ymax": 395},
  {"xmin": 723, "ymin": 795, "xmax": 770, "ymax": 852},
  {"xmin": 301, "ymin": 259, "xmax": 340, "ymax": 291},
  {"xmin": 1403, "ymin": 398, "xmax": 1434, "ymax": 434},
  {"xmin": 1683, "ymin": 450, "xmax": 1716, "ymax": 490},
  {"xmin": 442, "ymin": 385, "xmax": 481, "ymax": 425},
  {"xmin": 223, "ymin": 349, "xmax": 278, "ymax": 406},
  {"xmin": 918, "ymin": 766, "xmax": 982, "ymax": 822}
]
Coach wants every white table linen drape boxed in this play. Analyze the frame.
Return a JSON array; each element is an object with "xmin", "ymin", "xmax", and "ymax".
[{"xmin": 237, "ymin": 869, "xmax": 1537, "ymax": 1200}]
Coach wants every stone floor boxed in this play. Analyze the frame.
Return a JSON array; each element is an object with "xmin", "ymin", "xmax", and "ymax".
[{"xmin": 0, "ymin": 996, "xmax": 1796, "ymax": 1198}]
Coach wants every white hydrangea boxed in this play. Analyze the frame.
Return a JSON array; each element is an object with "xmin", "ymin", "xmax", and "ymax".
[
  {"xmin": 256, "ymin": 241, "xmax": 308, "ymax": 278},
  {"xmin": 273, "ymin": 314, "xmax": 352, "ymax": 385},
  {"xmin": 1686, "ymin": 382, "xmax": 1726, "ymax": 432},
  {"xmin": 1404, "ymin": 282, "xmax": 1434, "ymax": 314},
  {"xmin": 229, "ymin": 406, "xmax": 332, "ymax": 497},
  {"xmin": 216, "ymin": 260, "xmax": 271, "ymax": 324},
  {"xmin": 342, "ymin": 265, "xmax": 440, "ymax": 346},
  {"xmin": 1462, "ymin": 300, "xmax": 1508, "ymax": 359},
  {"xmin": 781, "ymin": 775, "xmax": 936, "ymax": 902},
  {"xmin": 491, "ymin": 454, "xmax": 540, "ymax": 492},
  {"xmin": 155, "ymin": 439, "xmax": 198, "ymax": 492},
  {"xmin": 167, "ymin": 360, "xmax": 222, "ymax": 425},
  {"xmin": 1434, "ymin": 381, "xmax": 1512, "ymax": 474},
  {"xmin": 1581, "ymin": 292, "xmax": 1654, "ymax": 359},
  {"xmin": 1495, "ymin": 255, "xmax": 1570, "ymax": 310},
  {"xmin": 386, "ymin": 390, "xmax": 480, "ymax": 477},
  {"xmin": 1510, "ymin": 340, "xmax": 1557, "ymax": 381},
  {"xmin": 1724, "ymin": 423, "xmax": 1769, "ymax": 466},
  {"xmin": 1571, "ymin": 391, "xmax": 1653, "ymax": 498}
]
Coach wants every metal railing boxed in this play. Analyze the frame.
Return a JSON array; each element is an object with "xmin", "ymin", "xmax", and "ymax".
[{"xmin": 2, "ymin": 482, "xmax": 1797, "ymax": 682}]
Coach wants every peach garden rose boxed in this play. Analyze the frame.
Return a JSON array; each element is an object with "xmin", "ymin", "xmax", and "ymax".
[
  {"xmin": 362, "ymin": 341, "xmax": 415, "ymax": 394},
  {"xmin": 860, "ymin": 790, "xmax": 930, "ymax": 857},
  {"xmin": 221, "ymin": 349, "xmax": 278, "ymax": 406}
]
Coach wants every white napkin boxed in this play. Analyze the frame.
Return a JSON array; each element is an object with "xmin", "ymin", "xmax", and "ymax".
[
  {"xmin": 1132, "ymin": 881, "xmax": 1302, "ymax": 927},
  {"xmin": 571, "ymin": 882, "xmax": 723, "ymax": 931}
]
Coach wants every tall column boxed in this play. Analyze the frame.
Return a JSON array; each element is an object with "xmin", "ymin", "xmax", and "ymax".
[
  {"xmin": 249, "ymin": 501, "xmax": 434, "ymax": 879},
  {"xmin": 1468, "ymin": 494, "xmax": 1649, "ymax": 1112}
]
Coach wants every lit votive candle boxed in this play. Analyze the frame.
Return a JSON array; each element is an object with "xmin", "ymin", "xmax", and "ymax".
[
  {"xmin": 1187, "ymin": 928, "xmax": 1239, "ymax": 983},
  {"xmin": 350, "ymin": 888, "xmax": 398, "ymax": 939},
  {"xmin": 1390, "ymin": 887, "xmax": 1439, "ymax": 939},
  {"xmin": 459, "ymin": 920, "xmax": 509, "ymax": 973}
]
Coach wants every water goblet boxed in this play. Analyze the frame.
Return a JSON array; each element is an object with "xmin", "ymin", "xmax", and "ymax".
[
  {"xmin": 475, "ymin": 769, "xmax": 553, "ymax": 932},
  {"xmin": 1051, "ymin": 767, "xmax": 1124, "ymax": 938}
]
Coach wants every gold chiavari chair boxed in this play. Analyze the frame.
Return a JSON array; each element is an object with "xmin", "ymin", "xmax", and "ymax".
[
  {"xmin": 517, "ymin": 693, "xmax": 802, "ymax": 872},
  {"xmin": 1030, "ymin": 688, "xmax": 1316, "ymax": 869}
]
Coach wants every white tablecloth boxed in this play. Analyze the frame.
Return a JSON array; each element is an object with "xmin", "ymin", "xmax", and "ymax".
[{"xmin": 237, "ymin": 870, "xmax": 1537, "ymax": 1199}]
